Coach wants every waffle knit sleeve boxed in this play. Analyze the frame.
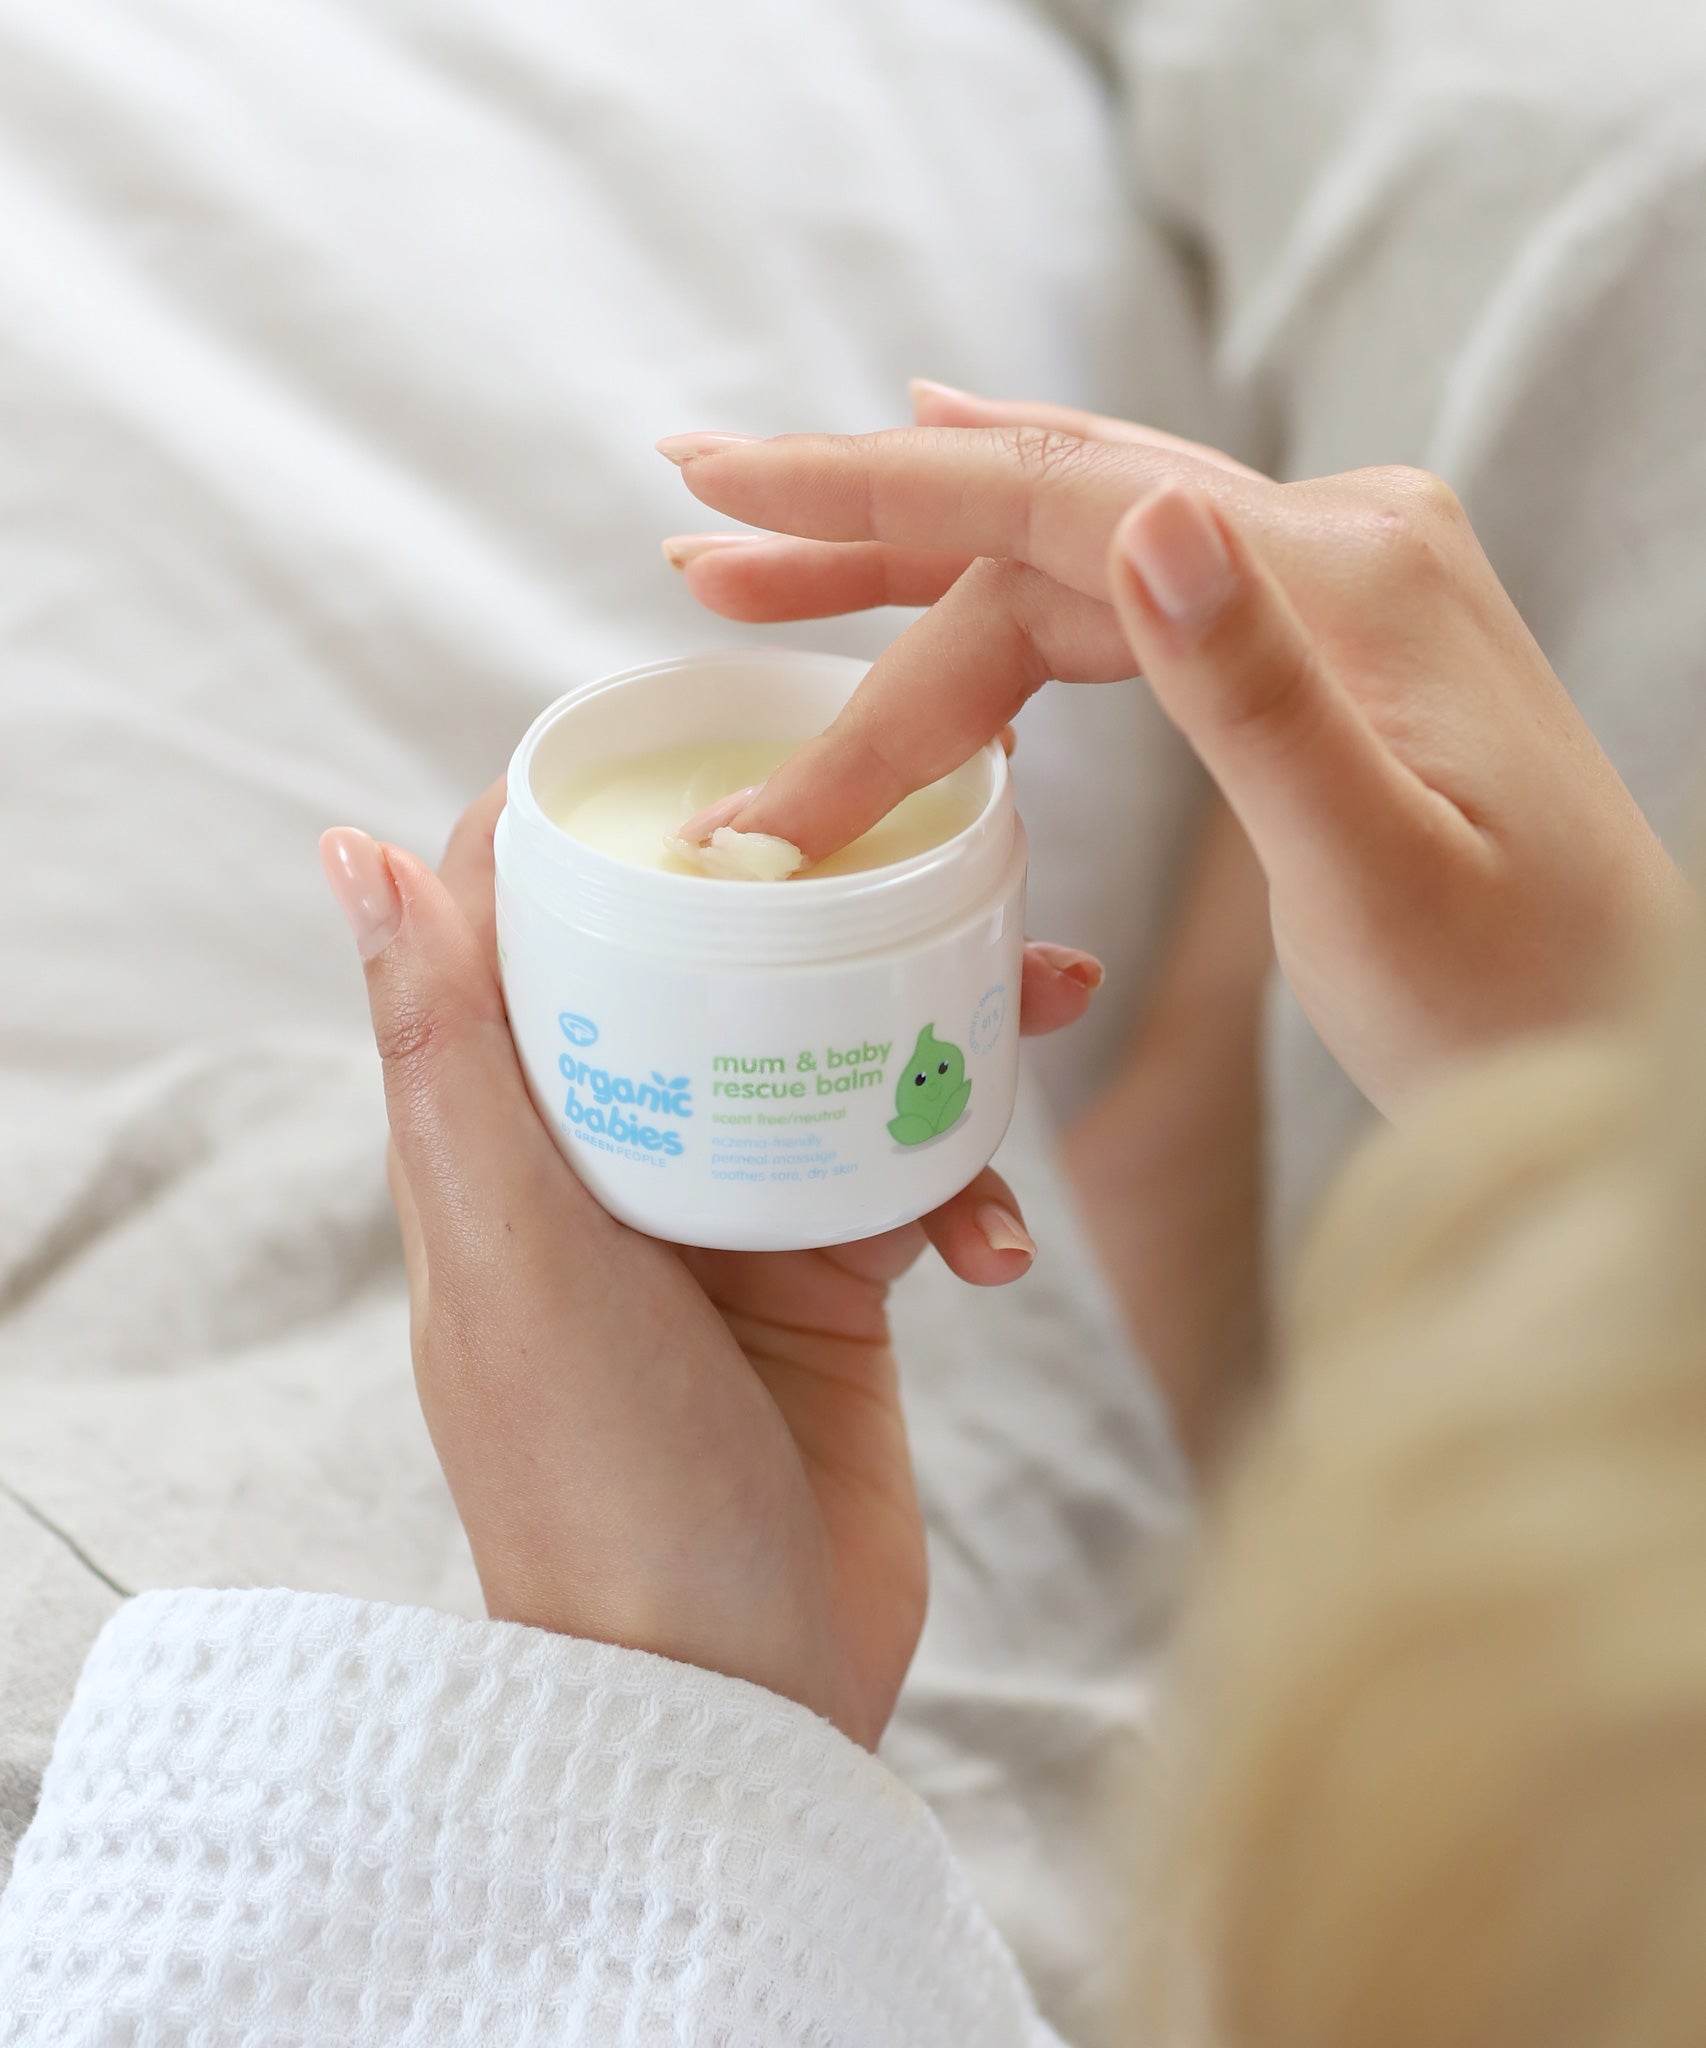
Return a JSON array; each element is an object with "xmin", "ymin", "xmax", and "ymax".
[{"xmin": 0, "ymin": 1586, "xmax": 1068, "ymax": 2045}]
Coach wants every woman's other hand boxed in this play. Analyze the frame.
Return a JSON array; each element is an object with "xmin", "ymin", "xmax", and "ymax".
[
  {"xmin": 661, "ymin": 402, "xmax": 1686, "ymax": 1110},
  {"xmin": 318, "ymin": 788, "xmax": 1100, "ymax": 1749}
]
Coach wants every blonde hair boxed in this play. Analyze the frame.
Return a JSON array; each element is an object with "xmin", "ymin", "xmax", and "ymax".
[{"xmin": 1141, "ymin": 944, "xmax": 1706, "ymax": 2047}]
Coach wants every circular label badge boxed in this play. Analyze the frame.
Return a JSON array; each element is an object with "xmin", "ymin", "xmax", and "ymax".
[{"xmin": 969, "ymin": 984, "xmax": 1008, "ymax": 1057}]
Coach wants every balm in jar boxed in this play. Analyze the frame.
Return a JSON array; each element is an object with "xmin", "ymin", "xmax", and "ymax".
[{"xmin": 494, "ymin": 648, "xmax": 1027, "ymax": 1251}]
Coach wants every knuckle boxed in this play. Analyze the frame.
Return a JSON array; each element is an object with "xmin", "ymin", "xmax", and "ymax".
[
  {"xmin": 958, "ymin": 552, "xmax": 1031, "ymax": 601},
  {"xmin": 1374, "ymin": 463, "xmax": 1466, "ymax": 530},
  {"xmin": 1346, "ymin": 465, "xmax": 1466, "ymax": 586},
  {"xmin": 372, "ymin": 982, "xmax": 448, "ymax": 1081},
  {"xmin": 822, "ymin": 706, "xmax": 913, "ymax": 821},
  {"xmin": 373, "ymin": 991, "xmax": 473, "ymax": 1168},
  {"xmin": 1002, "ymin": 424, "xmax": 1093, "ymax": 489},
  {"xmin": 952, "ymin": 556, "xmax": 1056, "ymax": 692}
]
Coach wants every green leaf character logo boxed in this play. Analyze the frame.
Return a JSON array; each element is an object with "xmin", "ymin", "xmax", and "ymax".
[{"xmin": 888, "ymin": 1024, "xmax": 972, "ymax": 1146}]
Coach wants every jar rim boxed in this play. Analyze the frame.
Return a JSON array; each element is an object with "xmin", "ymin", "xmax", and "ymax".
[{"xmin": 498, "ymin": 648, "xmax": 1017, "ymax": 966}]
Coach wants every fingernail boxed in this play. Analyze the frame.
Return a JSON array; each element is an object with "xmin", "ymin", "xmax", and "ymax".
[
  {"xmin": 661, "ymin": 533, "xmax": 766, "ymax": 570},
  {"xmin": 977, "ymin": 1203, "xmax": 1037, "ymax": 1261},
  {"xmin": 1029, "ymin": 943, "xmax": 1105, "ymax": 992},
  {"xmin": 909, "ymin": 377, "xmax": 975, "ymax": 406},
  {"xmin": 1121, "ymin": 486, "xmax": 1236, "ymax": 629},
  {"xmin": 675, "ymin": 785, "xmax": 762, "ymax": 844},
  {"xmin": 656, "ymin": 432, "xmax": 759, "ymax": 467},
  {"xmin": 319, "ymin": 828, "xmax": 402, "ymax": 961}
]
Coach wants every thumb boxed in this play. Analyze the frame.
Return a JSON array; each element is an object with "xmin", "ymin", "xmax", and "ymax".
[
  {"xmin": 319, "ymin": 828, "xmax": 606, "ymax": 1271},
  {"xmin": 1107, "ymin": 485, "xmax": 1417, "ymax": 888}
]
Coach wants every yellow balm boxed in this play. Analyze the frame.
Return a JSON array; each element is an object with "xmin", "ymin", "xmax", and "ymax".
[{"xmin": 547, "ymin": 739, "xmax": 982, "ymax": 880}]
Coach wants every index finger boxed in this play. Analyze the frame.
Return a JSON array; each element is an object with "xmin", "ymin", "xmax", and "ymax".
[{"xmin": 732, "ymin": 557, "xmax": 1121, "ymax": 857}]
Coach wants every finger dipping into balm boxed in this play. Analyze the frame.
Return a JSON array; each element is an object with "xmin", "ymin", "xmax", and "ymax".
[
  {"xmin": 494, "ymin": 649, "xmax": 1027, "ymax": 1251},
  {"xmin": 546, "ymin": 737, "xmax": 982, "ymax": 884}
]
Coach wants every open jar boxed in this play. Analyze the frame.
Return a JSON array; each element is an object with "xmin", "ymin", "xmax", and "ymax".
[{"xmin": 495, "ymin": 647, "xmax": 1027, "ymax": 1251}]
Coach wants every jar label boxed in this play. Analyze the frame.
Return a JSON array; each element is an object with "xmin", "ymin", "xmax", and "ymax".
[{"xmin": 497, "ymin": 864, "xmax": 1026, "ymax": 1250}]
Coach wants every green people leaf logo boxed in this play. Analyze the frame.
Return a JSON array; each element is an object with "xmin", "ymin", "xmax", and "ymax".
[{"xmin": 888, "ymin": 1024, "xmax": 971, "ymax": 1147}]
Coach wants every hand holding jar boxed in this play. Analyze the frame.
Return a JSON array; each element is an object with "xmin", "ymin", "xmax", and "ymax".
[{"xmin": 319, "ymin": 780, "xmax": 1100, "ymax": 1749}]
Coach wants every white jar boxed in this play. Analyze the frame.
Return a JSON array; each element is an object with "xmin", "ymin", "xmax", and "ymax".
[{"xmin": 494, "ymin": 648, "xmax": 1027, "ymax": 1251}]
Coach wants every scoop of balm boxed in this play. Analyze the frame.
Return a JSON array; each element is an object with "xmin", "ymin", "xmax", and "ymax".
[{"xmin": 665, "ymin": 824, "xmax": 806, "ymax": 882}]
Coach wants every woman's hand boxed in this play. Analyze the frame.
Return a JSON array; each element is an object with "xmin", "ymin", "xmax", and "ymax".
[
  {"xmin": 659, "ymin": 390, "xmax": 1687, "ymax": 1110},
  {"xmin": 319, "ymin": 787, "xmax": 1100, "ymax": 1750}
]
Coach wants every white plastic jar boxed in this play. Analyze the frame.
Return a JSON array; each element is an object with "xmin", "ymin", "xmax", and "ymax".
[{"xmin": 494, "ymin": 648, "xmax": 1027, "ymax": 1251}]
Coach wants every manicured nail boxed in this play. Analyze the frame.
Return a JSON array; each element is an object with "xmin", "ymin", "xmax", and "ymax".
[
  {"xmin": 1028, "ymin": 942, "xmax": 1105, "ymax": 992},
  {"xmin": 319, "ymin": 828, "xmax": 402, "ymax": 961},
  {"xmin": 662, "ymin": 533, "xmax": 767, "ymax": 570},
  {"xmin": 909, "ymin": 377, "xmax": 976, "ymax": 407},
  {"xmin": 675, "ymin": 785, "xmax": 762, "ymax": 844},
  {"xmin": 656, "ymin": 432, "xmax": 759, "ymax": 467},
  {"xmin": 977, "ymin": 1203, "xmax": 1037, "ymax": 1261},
  {"xmin": 1121, "ymin": 486, "xmax": 1236, "ymax": 629}
]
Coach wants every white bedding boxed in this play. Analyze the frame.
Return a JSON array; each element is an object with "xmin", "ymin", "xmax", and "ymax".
[{"xmin": 4, "ymin": 3, "xmax": 1706, "ymax": 2042}]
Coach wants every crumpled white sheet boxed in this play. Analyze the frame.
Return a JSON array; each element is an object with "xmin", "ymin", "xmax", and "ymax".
[{"xmin": 4, "ymin": 2, "xmax": 1706, "ymax": 2043}]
